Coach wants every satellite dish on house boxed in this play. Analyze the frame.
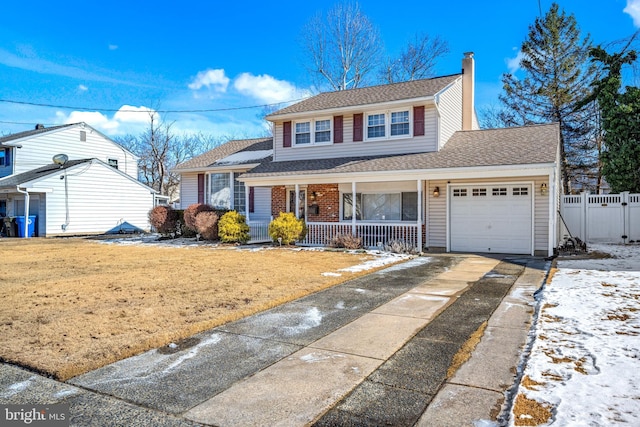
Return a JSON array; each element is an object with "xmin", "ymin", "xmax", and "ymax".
[{"xmin": 53, "ymin": 154, "xmax": 69, "ymax": 165}]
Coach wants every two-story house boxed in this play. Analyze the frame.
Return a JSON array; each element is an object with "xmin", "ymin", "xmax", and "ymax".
[
  {"xmin": 176, "ymin": 53, "xmax": 561, "ymax": 256},
  {"xmin": 0, "ymin": 123, "xmax": 156, "ymax": 237}
]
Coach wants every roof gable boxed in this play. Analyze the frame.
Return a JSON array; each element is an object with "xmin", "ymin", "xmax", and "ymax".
[
  {"xmin": 266, "ymin": 75, "xmax": 460, "ymax": 119},
  {"xmin": 0, "ymin": 124, "xmax": 75, "ymax": 145}
]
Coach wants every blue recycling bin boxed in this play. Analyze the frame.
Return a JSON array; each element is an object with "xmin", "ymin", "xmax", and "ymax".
[{"xmin": 15, "ymin": 215, "xmax": 36, "ymax": 238}]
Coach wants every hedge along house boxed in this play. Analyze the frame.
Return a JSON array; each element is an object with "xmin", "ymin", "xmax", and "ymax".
[{"xmin": 236, "ymin": 53, "xmax": 561, "ymax": 256}]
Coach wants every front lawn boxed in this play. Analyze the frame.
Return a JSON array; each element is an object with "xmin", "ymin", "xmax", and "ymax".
[{"xmin": 0, "ymin": 238, "xmax": 397, "ymax": 380}]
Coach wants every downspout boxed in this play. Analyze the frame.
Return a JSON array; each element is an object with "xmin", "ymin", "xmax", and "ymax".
[{"xmin": 15, "ymin": 186, "xmax": 30, "ymax": 238}]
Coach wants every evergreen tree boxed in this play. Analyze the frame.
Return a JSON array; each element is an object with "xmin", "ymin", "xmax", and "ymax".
[
  {"xmin": 500, "ymin": 3, "xmax": 597, "ymax": 193},
  {"xmin": 589, "ymin": 46, "xmax": 640, "ymax": 193}
]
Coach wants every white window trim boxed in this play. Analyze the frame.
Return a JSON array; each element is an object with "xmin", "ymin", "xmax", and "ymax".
[
  {"xmin": 340, "ymin": 190, "xmax": 418, "ymax": 222},
  {"xmin": 365, "ymin": 109, "xmax": 412, "ymax": 141},
  {"xmin": 292, "ymin": 118, "xmax": 333, "ymax": 147}
]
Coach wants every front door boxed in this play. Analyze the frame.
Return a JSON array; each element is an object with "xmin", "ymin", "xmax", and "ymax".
[{"xmin": 288, "ymin": 189, "xmax": 306, "ymax": 219}]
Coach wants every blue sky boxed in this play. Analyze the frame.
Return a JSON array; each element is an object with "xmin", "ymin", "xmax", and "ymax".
[{"xmin": 1, "ymin": 0, "xmax": 638, "ymax": 139}]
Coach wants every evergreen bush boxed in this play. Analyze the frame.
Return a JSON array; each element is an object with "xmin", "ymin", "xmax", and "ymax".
[
  {"xmin": 148, "ymin": 205, "xmax": 178, "ymax": 237},
  {"xmin": 194, "ymin": 211, "xmax": 219, "ymax": 240},
  {"xmin": 268, "ymin": 212, "xmax": 306, "ymax": 245},
  {"xmin": 218, "ymin": 211, "xmax": 250, "ymax": 244},
  {"xmin": 184, "ymin": 203, "xmax": 215, "ymax": 232}
]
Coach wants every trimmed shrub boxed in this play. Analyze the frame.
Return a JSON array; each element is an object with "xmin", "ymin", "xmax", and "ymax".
[
  {"xmin": 329, "ymin": 233, "xmax": 363, "ymax": 250},
  {"xmin": 194, "ymin": 211, "xmax": 219, "ymax": 240},
  {"xmin": 184, "ymin": 203, "xmax": 215, "ymax": 232},
  {"xmin": 148, "ymin": 205, "xmax": 178, "ymax": 236},
  {"xmin": 268, "ymin": 212, "xmax": 306, "ymax": 245},
  {"xmin": 218, "ymin": 211, "xmax": 250, "ymax": 244}
]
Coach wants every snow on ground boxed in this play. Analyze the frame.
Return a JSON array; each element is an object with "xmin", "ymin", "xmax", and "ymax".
[{"xmin": 510, "ymin": 243, "xmax": 640, "ymax": 426}]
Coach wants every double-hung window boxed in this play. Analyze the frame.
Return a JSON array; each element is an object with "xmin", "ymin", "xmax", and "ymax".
[
  {"xmin": 294, "ymin": 119, "xmax": 332, "ymax": 145},
  {"xmin": 366, "ymin": 110, "xmax": 410, "ymax": 140}
]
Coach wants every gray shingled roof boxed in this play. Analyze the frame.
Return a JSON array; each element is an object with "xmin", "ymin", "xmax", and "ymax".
[
  {"xmin": 242, "ymin": 124, "xmax": 559, "ymax": 178},
  {"xmin": 267, "ymin": 75, "xmax": 461, "ymax": 118},
  {"xmin": 174, "ymin": 137, "xmax": 273, "ymax": 170},
  {"xmin": 0, "ymin": 159, "xmax": 91, "ymax": 188},
  {"xmin": 0, "ymin": 124, "xmax": 76, "ymax": 144}
]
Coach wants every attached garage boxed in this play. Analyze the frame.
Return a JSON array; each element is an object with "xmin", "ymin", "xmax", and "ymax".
[{"xmin": 449, "ymin": 183, "xmax": 533, "ymax": 254}]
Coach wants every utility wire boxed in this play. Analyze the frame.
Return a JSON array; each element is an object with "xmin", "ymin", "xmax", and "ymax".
[{"xmin": 0, "ymin": 98, "xmax": 307, "ymax": 113}]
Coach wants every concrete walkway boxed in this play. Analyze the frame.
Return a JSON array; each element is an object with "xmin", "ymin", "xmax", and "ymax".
[{"xmin": 0, "ymin": 253, "xmax": 548, "ymax": 426}]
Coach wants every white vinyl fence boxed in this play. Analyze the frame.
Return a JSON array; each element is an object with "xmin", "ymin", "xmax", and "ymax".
[{"xmin": 560, "ymin": 192, "xmax": 640, "ymax": 243}]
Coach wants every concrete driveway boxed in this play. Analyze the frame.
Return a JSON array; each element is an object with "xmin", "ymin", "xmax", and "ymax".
[{"xmin": 0, "ymin": 253, "xmax": 549, "ymax": 426}]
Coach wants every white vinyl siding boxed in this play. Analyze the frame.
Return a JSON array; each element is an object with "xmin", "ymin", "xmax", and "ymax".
[
  {"xmin": 435, "ymin": 77, "xmax": 463, "ymax": 149},
  {"xmin": 273, "ymin": 104, "xmax": 438, "ymax": 162},
  {"xmin": 14, "ymin": 161, "xmax": 154, "ymax": 236},
  {"xmin": 9, "ymin": 125, "xmax": 138, "ymax": 179},
  {"xmin": 179, "ymin": 173, "xmax": 200, "ymax": 208}
]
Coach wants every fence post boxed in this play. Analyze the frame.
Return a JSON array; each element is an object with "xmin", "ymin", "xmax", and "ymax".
[
  {"xmin": 623, "ymin": 191, "xmax": 630, "ymax": 243},
  {"xmin": 581, "ymin": 192, "xmax": 588, "ymax": 242}
]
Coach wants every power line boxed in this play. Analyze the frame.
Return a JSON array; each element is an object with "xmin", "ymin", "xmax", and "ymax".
[{"xmin": 0, "ymin": 97, "xmax": 307, "ymax": 114}]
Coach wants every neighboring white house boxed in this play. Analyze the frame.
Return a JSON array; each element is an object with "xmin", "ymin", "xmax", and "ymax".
[
  {"xmin": 175, "ymin": 52, "xmax": 562, "ymax": 256},
  {"xmin": 0, "ymin": 123, "xmax": 155, "ymax": 237}
]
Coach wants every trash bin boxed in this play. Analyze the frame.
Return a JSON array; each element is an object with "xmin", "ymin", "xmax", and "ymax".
[
  {"xmin": 2, "ymin": 217, "xmax": 17, "ymax": 237},
  {"xmin": 15, "ymin": 215, "xmax": 36, "ymax": 238}
]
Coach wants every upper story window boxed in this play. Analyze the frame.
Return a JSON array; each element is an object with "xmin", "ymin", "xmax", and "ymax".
[
  {"xmin": 294, "ymin": 119, "xmax": 332, "ymax": 146},
  {"xmin": 0, "ymin": 148, "xmax": 10, "ymax": 167},
  {"xmin": 366, "ymin": 110, "xmax": 410, "ymax": 140},
  {"xmin": 108, "ymin": 158, "xmax": 118, "ymax": 169}
]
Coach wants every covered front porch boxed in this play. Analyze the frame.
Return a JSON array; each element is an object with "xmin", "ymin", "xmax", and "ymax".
[{"xmin": 245, "ymin": 179, "xmax": 429, "ymax": 250}]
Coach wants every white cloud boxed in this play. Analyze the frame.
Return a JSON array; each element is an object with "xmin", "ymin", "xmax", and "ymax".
[
  {"xmin": 624, "ymin": 0, "xmax": 640, "ymax": 27},
  {"xmin": 78, "ymin": 84, "xmax": 88, "ymax": 91},
  {"xmin": 108, "ymin": 44, "xmax": 118, "ymax": 51},
  {"xmin": 55, "ymin": 105, "xmax": 158, "ymax": 136},
  {"xmin": 506, "ymin": 50, "xmax": 524, "ymax": 74},
  {"xmin": 233, "ymin": 73, "xmax": 307, "ymax": 104},
  {"xmin": 188, "ymin": 69, "xmax": 230, "ymax": 91}
]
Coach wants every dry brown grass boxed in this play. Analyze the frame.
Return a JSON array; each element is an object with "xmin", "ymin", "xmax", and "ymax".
[
  {"xmin": 446, "ymin": 321, "xmax": 488, "ymax": 378},
  {"xmin": 512, "ymin": 393, "xmax": 553, "ymax": 426},
  {"xmin": 0, "ymin": 238, "xmax": 397, "ymax": 380}
]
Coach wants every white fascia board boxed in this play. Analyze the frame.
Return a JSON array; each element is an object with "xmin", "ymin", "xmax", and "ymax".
[
  {"xmin": 239, "ymin": 163, "xmax": 557, "ymax": 186},
  {"xmin": 18, "ymin": 186, "xmax": 54, "ymax": 193},
  {"xmin": 266, "ymin": 97, "xmax": 436, "ymax": 122},
  {"xmin": 172, "ymin": 164, "xmax": 260, "ymax": 174}
]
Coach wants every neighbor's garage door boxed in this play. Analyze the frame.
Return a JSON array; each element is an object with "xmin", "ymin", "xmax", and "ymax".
[{"xmin": 449, "ymin": 184, "xmax": 532, "ymax": 254}]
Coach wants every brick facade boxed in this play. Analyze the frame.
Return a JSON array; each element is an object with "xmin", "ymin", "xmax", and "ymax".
[{"xmin": 270, "ymin": 184, "xmax": 340, "ymax": 222}]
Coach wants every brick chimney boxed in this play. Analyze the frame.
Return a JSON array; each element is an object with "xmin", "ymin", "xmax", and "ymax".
[{"xmin": 462, "ymin": 52, "xmax": 475, "ymax": 130}]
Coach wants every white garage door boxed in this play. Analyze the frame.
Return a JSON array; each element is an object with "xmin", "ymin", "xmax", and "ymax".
[{"xmin": 449, "ymin": 184, "xmax": 532, "ymax": 254}]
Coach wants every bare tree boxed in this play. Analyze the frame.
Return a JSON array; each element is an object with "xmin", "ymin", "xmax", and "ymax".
[
  {"xmin": 300, "ymin": 1, "xmax": 383, "ymax": 91},
  {"xmin": 380, "ymin": 33, "xmax": 450, "ymax": 84}
]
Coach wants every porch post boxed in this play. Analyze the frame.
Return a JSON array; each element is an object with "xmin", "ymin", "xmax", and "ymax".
[
  {"xmin": 351, "ymin": 181, "xmax": 356, "ymax": 234},
  {"xmin": 295, "ymin": 184, "xmax": 300, "ymax": 219},
  {"xmin": 244, "ymin": 183, "xmax": 250, "ymax": 221},
  {"xmin": 417, "ymin": 179, "xmax": 423, "ymax": 251}
]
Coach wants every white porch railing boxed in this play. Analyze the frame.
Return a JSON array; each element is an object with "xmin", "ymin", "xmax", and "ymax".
[
  {"xmin": 300, "ymin": 222, "xmax": 419, "ymax": 249},
  {"xmin": 247, "ymin": 220, "xmax": 271, "ymax": 244}
]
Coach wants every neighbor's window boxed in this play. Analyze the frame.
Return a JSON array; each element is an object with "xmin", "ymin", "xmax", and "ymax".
[
  {"xmin": 0, "ymin": 148, "xmax": 9, "ymax": 166},
  {"xmin": 0, "ymin": 200, "xmax": 6, "ymax": 217},
  {"xmin": 108, "ymin": 158, "xmax": 118, "ymax": 169},
  {"xmin": 343, "ymin": 192, "xmax": 417, "ymax": 221},
  {"xmin": 210, "ymin": 173, "xmax": 231, "ymax": 209}
]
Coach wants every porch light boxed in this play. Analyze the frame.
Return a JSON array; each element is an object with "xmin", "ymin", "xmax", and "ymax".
[
  {"xmin": 540, "ymin": 183, "xmax": 548, "ymax": 196},
  {"xmin": 433, "ymin": 186, "xmax": 440, "ymax": 198}
]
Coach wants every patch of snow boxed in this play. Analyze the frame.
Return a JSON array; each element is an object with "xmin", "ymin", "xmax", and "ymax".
[
  {"xmin": 339, "ymin": 253, "xmax": 412, "ymax": 273},
  {"xmin": 282, "ymin": 307, "xmax": 323, "ymax": 335},
  {"xmin": 53, "ymin": 388, "xmax": 80, "ymax": 399},
  {"xmin": 213, "ymin": 149, "xmax": 272, "ymax": 165},
  {"xmin": 298, "ymin": 352, "xmax": 346, "ymax": 364},
  {"xmin": 321, "ymin": 272, "xmax": 342, "ymax": 277},
  {"xmin": 509, "ymin": 244, "xmax": 640, "ymax": 426}
]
